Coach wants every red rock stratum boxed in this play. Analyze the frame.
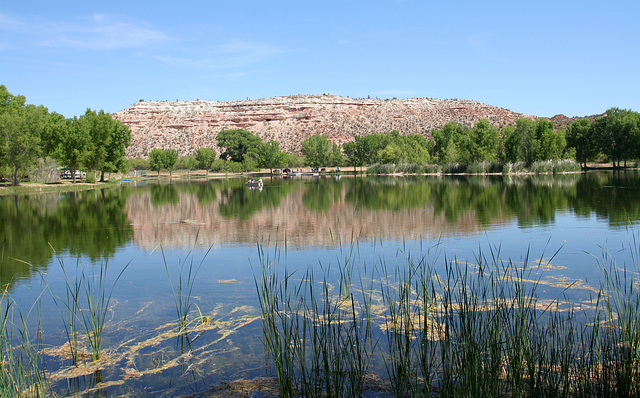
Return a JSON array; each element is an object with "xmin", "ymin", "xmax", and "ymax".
[{"xmin": 113, "ymin": 94, "xmax": 533, "ymax": 158}]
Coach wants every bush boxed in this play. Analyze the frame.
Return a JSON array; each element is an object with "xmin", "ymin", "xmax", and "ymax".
[
  {"xmin": 423, "ymin": 164, "xmax": 442, "ymax": 174},
  {"xmin": 466, "ymin": 161, "xmax": 502, "ymax": 174},
  {"xmin": 503, "ymin": 162, "xmax": 527, "ymax": 174},
  {"xmin": 127, "ymin": 158, "xmax": 149, "ymax": 171},
  {"xmin": 553, "ymin": 159, "xmax": 582, "ymax": 173},
  {"xmin": 285, "ymin": 153, "xmax": 305, "ymax": 168},
  {"xmin": 224, "ymin": 161, "xmax": 244, "ymax": 173},
  {"xmin": 28, "ymin": 157, "xmax": 60, "ymax": 183},
  {"xmin": 442, "ymin": 163, "xmax": 467, "ymax": 174},
  {"xmin": 530, "ymin": 160, "xmax": 554, "ymax": 174},
  {"xmin": 85, "ymin": 173, "xmax": 96, "ymax": 184}
]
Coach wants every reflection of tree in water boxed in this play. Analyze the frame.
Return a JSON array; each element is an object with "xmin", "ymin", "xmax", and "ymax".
[
  {"xmin": 343, "ymin": 173, "xmax": 640, "ymax": 228},
  {"xmin": 302, "ymin": 178, "xmax": 344, "ymax": 212},
  {"xmin": 572, "ymin": 170, "xmax": 640, "ymax": 226},
  {"xmin": 0, "ymin": 187, "xmax": 133, "ymax": 290},
  {"xmin": 345, "ymin": 176, "xmax": 436, "ymax": 211},
  {"xmin": 218, "ymin": 180, "xmax": 295, "ymax": 219},
  {"xmin": 190, "ymin": 182, "xmax": 219, "ymax": 206},
  {"xmin": 150, "ymin": 183, "xmax": 179, "ymax": 207}
]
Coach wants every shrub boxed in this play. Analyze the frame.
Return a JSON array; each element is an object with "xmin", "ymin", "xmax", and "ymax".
[
  {"xmin": 224, "ymin": 161, "xmax": 244, "ymax": 173},
  {"xmin": 127, "ymin": 158, "xmax": 150, "ymax": 171},
  {"xmin": 553, "ymin": 159, "xmax": 582, "ymax": 173},
  {"xmin": 28, "ymin": 157, "xmax": 60, "ymax": 183},
  {"xmin": 530, "ymin": 160, "xmax": 554, "ymax": 174},
  {"xmin": 503, "ymin": 162, "xmax": 527, "ymax": 174},
  {"xmin": 210, "ymin": 159, "xmax": 227, "ymax": 172},
  {"xmin": 423, "ymin": 164, "xmax": 442, "ymax": 174},
  {"xmin": 442, "ymin": 163, "xmax": 467, "ymax": 174}
]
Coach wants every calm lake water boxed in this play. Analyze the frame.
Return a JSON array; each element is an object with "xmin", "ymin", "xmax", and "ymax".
[{"xmin": 2, "ymin": 171, "xmax": 640, "ymax": 396}]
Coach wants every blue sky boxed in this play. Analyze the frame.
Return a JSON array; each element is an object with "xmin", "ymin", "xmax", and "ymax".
[{"xmin": 1, "ymin": 1, "xmax": 638, "ymax": 118}]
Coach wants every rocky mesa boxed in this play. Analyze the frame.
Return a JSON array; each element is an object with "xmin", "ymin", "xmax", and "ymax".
[{"xmin": 113, "ymin": 94, "xmax": 534, "ymax": 158}]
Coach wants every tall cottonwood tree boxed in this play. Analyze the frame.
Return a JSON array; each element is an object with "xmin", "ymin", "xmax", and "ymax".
[
  {"xmin": 58, "ymin": 116, "xmax": 91, "ymax": 183},
  {"xmin": 257, "ymin": 141, "xmax": 287, "ymax": 173},
  {"xmin": 431, "ymin": 121, "xmax": 471, "ymax": 164},
  {"xmin": 593, "ymin": 108, "xmax": 640, "ymax": 167},
  {"xmin": 566, "ymin": 118, "xmax": 596, "ymax": 168},
  {"xmin": 0, "ymin": 86, "xmax": 48, "ymax": 185},
  {"xmin": 83, "ymin": 109, "xmax": 131, "ymax": 182},
  {"xmin": 216, "ymin": 129, "xmax": 262, "ymax": 163},
  {"xmin": 149, "ymin": 148, "xmax": 178, "ymax": 177},
  {"xmin": 301, "ymin": 135, "xmax": 332, "ymax": 168},
  {"xmin": 195, "ymin": 147, "xmax": 216, "ymax": 175}
]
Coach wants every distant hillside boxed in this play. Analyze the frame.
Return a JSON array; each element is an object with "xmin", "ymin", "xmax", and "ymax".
[{"xmin": 113, "ymin": 94, "xmax": 535, "ymax": 158}]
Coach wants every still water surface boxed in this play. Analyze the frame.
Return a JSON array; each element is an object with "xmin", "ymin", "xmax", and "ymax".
[{"xmin": 1, "ymin": 171, "xmax": 640, "ymax": 396}]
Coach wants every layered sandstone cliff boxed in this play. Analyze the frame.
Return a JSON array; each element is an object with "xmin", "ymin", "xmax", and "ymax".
[{"xmin": 113, "ymin": 94, "xmax": 533, "ymax": 158}]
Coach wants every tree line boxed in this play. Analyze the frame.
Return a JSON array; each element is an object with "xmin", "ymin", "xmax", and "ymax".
[
  {"xmin": 0, "ymin": 85, "xmax": 131, "ymax": 185},
  {"xmin": 161, "ymin": 108, "xmax": 638, "ymax": 174},
  {"xmin": 3, "ymin": 84, "xmax": 639, "ymax": 182}
]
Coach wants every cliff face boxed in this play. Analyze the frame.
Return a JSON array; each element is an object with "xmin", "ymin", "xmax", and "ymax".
[{"xmin": 113, "ymin": 94, "xmax": 533, "ymax": 158}]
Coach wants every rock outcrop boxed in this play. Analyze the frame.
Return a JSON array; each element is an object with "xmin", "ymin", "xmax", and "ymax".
[{"xmin": 113, "ymin": 94, "xmax": 534, "ymax": 158}]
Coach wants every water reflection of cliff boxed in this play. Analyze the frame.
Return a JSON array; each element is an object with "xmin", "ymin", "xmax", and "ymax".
[
  {"xmin": 126, "ymin": 171, "xmax": 640, "ymax": 250},
  {"xmin": 127, "ymin": 178, "xmax": 482, "ymax": 250}
]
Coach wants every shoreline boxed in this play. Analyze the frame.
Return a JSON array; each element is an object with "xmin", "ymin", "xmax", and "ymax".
[{"xmin": 0, "ymin": 164, "xmax": 634, "ymax": 196}]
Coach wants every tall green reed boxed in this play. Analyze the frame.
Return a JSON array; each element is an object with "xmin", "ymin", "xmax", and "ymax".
[
  {"xmin": 256, "ymin": 242, "xmax": 375, "ymax": 398},
  {"xmin": 0, "ymin": 285, "xmax": 48, "ymax": 397},
  {"xmin": 52, "ymin": 257, "xmax": 129, "ymax": 362},
  {"xmin": 256, "ymin": 237, "xmax": 640, "ymax": 397},
  {"xmin": 162, "ymin": 245, "xmax": 210, "ymax": 335}
]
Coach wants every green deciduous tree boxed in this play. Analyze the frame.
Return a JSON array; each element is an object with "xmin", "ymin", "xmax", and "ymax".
[
  {"xmin": 431, "ymin": 121, "xmax": 471, "ymax": 164},
  {"xmin": 216, "ymin": 129, "xmax": 262, "ymax": 163},
  {"xmin": 195, "ymin": 147, "xmax": 216, "ymax": 175},
  {"xmin": 58, "ymin": 116, "xmax": 91, "ymax": 183},
  {"xmin": 149, "ymin": 148, "xmax": 179, "ymax": 177},
  {"xmin": 516, "ymin": 118, "xmax": 539, "ymax": 165},
  {"xmin": 0, "ymin": 86, "xmax": 48, "ymax": 185},
  {"xmin": 468, "ymin": 119, "xmax": 500, "ymax": 163},
  {"xmin": 71, "ymin": 109, "xmax": 131, "ymax": 182},
  {"xmin": 102, "ymin": 117, "xmax": 132, "ymax": 179},
  {"xmin": 501, "ymin": 125, "xmax": 520, "ymax": 164},
  {"xmin": 593, "ymin": 108, "xmax": 640, "ymax": 167},
  {"xmin": 330, "ymin": 143, "xmax": 344, "ymax": 167},
  {"xmin": 179, "ymin": 155, "xmax": 197, "ymax": 177},
  {"xmin": 343, "ymin": 141, "xmax": 360, "ymax": 171},
  {"xmin": 536, "ymin": 118, "xmax": 565, "ymax": 161},
  {"xmin": 566, "ymin": 118, "xmax": 597, "ymax": 168},
  {"xmin": 301, "ymin": 135, "xmax": 332, "ymax": 168},
  {"xmin": 257, "ymin": 140, "xmax": 287, "ymax": 173}
]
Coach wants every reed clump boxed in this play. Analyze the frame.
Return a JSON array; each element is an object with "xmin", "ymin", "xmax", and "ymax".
[
  {"xmin": 256, "ymin": 242, "xmax": 640, "ymax": 397},
  {"xmin": 0, "ymin": 286, "xmax": 48, "ymax": 397}
]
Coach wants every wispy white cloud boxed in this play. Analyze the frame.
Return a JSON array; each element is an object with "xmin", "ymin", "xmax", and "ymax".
[
  {"xmin": 154, "ymin": 39, "xmax": 290, "ymax": 69},
  {"xmin": 0, "ymin": 13, "xmax": 172, "ymax": 51},
  {"xmin": 0, "ymin": 13, "xmax": 24, "ymax": 29}
]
